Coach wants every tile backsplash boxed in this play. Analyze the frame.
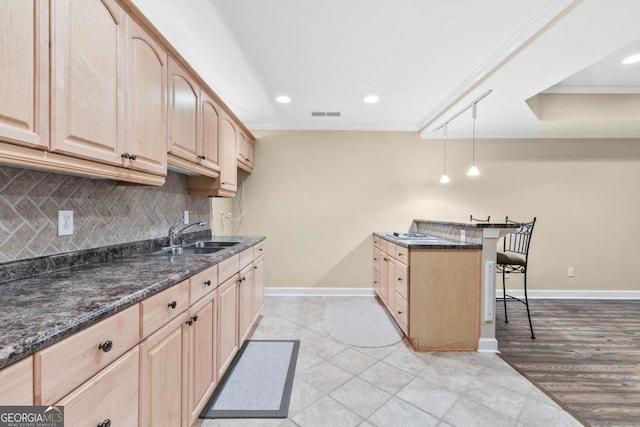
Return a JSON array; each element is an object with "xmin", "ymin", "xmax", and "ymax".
[{"xmin": 0, "ymin": 167, "xmax": 209, "ymax": 262}]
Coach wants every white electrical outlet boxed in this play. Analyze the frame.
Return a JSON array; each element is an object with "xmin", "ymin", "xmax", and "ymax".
[
  {"xmin": 568, "ymin": 267, "xmax": 575, "ymax": 277},
  {"xmin": 58, "ymin": 210, "xmax": 74, "ymax": 236},
  {"xmin": 183, "ymin": 210, "xmax": 189, "ymax": 224}
]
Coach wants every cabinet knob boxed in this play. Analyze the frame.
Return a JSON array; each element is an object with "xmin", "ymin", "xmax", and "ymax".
[
  {"xmin": 192, "ymin": 315, "xmax": 198, "ymax": 322},
  {"xmin": 254, "ymin": 265, "xmax": 258, "ymax": 269},
  {"xmin": 97, "ymin": 419, "xmax": 111, "ymax": 427},
  {"xmin": 383, "ymin": 257, "xmax": 388, "ymax": 262},
  {"xmin": 198, "ymin": 155, "xmax": 206, "ymax": 160},
  {"xmin": 130, "ymin": 154, "xmax": 137, "ymax": 160},
  {"xmin": 121, "ymin": 152, "xmax": 130, "ymax": 159},
  {"xmin": 98, "ymin": 340, "xmax": 113, "ymax": 353},
  {"xmin": 168, "ymin": 301, "xmax": 177, "ymax": 309},
  {"xmin": 397, "ymin": 277, "xmax": 401, "ymax": 281},
  {"xmin": 204, "ymin": 280, "xmax": 212, "ymax": 286},
  {"xmin": 245, "ymin": 157, "xmax": 250, "ymax": 161},
  {"xmin": 398, "ymin": 253, "xmax": 403, "ymax": 256},
  {"xmin": 186, "ymin": 318, "xmax": 194, "ymax": 326},
  {"xmin": 398, "ymin": 311, "xmax": 403, "ymax": 315}
]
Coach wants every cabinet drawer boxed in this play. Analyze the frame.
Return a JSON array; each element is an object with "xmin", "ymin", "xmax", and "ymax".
[
  {"xmin": 219, "ymin": 253, "xmax": 239, "ymax": 283},
  {"xmin": 58, "ymin": 346, "xmax": 139, "ymax": 427},
  {"xmin": 373, "ymin": 269, "xmax": 380, "ymax": 292},
  {"xmin": 395, "ymin": 263, "xmax": 409, "ymax": 300},
  {"xmin": 141, "ymin": 280, "xmax": 190, "ymax": 339},
  {"xmin": 0, "ymin": 356, "xmax": 33, "ymax": 405},
  {"xmin": 394, "ymin": 245, "xmax": 409, "ymax": 264},
  {"xmin": 35, "ymin": 304, "xmax": 139, "ymax": 404},
  {"xmin": 395, "ymin": 293, "xmax": 409, "ymax": 335},
  {"xmin": 253, "ymin": 241, "xmax": 265, "ymax": 259},
  {"xmin": 239, "ymin": 247, "xmax": 253, "ymax": 270},
  {"xmin": 379, "ymin": 239, "xmax": 388, "ymax": 254},
  {"xmin": 373, "ymin": 235, "xmax": 380, "ymax": 249},
  {"xmin": 189, "ymin": 265, "xmax": 218, "ymax": 305}
]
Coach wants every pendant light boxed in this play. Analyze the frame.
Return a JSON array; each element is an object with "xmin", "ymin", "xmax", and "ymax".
[
  {"xmin": 467, "ymin": 103, "xmax": 480, "ymax": 176},
  {"xmin": 439, "ymin": 124, "xmax": 450, "ymax": 184}
]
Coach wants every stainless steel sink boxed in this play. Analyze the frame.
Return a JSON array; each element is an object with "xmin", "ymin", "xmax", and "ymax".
[
  {"xmin": 185, "ymin": 241, "xmax": 241, "ymax": 248},
  {"xmin": 154, "ymin": 246, "xmax": 226, "ymax": 255}
]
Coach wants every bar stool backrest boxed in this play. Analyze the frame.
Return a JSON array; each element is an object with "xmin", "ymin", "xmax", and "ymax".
[{"xmin": 503, "ymin": 217, "xmax": 536, "ymax": 263}]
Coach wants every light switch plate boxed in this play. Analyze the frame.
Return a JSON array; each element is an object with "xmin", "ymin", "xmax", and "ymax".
[{"xmin": 58, "ymin": 210, "xmax": 74, "ymax": 236}]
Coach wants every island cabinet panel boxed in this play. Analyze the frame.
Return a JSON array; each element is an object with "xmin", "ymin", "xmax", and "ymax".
[
  {"xmin": 125, "ymin": 15, "xmax": 168, "ymax": 175},
  {"xmin": 0, "ymin": 355, "xmax": 33, "ymax": 405},
  {"xmin": 57, "ymin": 346, "xmax": 139, "ymax": 427},
  {"xmin": 168, "ymin": 58, "xmax": 200, "ymax": 163},
  {"xmin": 0, "ymin": 0, "xmax": 49, "ymax": 149},
  {"xmin": 408, "ymin": 249, "xmax": 480, "ymax": 350},
  {"xmin": 34, "ymin": 304, "xmax": 140, "ymax": 405},
  {"xmin": 50, "ymin": 0, "xmax": 126, "ymax": 166}
]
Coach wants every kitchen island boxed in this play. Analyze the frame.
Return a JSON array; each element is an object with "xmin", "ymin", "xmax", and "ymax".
[{"xmin": 375, "ymin": 219, "xmax": 517, "ymax": 352}]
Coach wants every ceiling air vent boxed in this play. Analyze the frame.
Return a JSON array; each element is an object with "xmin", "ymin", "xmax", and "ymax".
[{"xmin": 311, "ymin": 112, "xmax": 341, "ymax": 117}]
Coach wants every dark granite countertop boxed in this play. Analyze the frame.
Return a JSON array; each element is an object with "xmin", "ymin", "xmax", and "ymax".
[
  {"xmin": 374, "ymin": 232, "xmax": 482, "ymax": 249},
  {"xmin": 412, "ymin": 219, "xmax": 518, "ymax": 229},
  {"xmin": 0, "ymin": 236, "xmax": 264, "ymax": 370}
]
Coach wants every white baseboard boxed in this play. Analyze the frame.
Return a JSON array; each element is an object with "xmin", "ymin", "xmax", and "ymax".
[
  {"xmin": 498, "ymin": 289, "xmax": 640, "ymax": 299},
  {"xmin": 264, "ymin": 287, "xmax": 376, "ymax": 297},
  {"xmin": 477, "ymin": 338, "xmax": 499, "ymax": 353}
]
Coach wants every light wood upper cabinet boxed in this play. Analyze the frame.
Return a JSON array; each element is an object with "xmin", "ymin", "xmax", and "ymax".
[
  {"xmin": 237, "ymin": 129, "xmax": 254, "ymax": 172},
  {"xmin": 219, "ymin": 116, "xmax": 238, "ymax": 194},
  {"xmin": 50, "ymin": 0, "xmax": 126, "ymax": 166},
  {"xmin": 200, "ymin": 91, "xmax": 221, "ymax": 172},
  {"xmin": 125, "ymin": 16, "xmax": 167, "ymax": 175},
  {"xmin": 168, "ymin": 58, "xmax": 199, "ymax": 163},
  {"xmin": 0, "ymin": 0, "xmax": 48, "ymax": 149},
  {"xmin": 217, "ymin": 274, "xmax": 239, "ymax": 379}
]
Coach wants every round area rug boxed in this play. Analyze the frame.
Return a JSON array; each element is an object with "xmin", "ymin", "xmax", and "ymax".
[{"xmin": 325, "ymin": 299, "xmax": 403, "ymax": 347}]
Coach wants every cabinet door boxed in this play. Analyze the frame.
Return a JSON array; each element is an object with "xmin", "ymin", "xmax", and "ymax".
[
  {"xmin": 379, "ymin": 253, "xmax": 389, "ymax": 304},
  {"xmin": 217, "ymin": 274, "xmax": 238, "ymax": 378},
  {"xmin": 200, "ymin": 91, "xmax": 221, "ymax": 172},
  {"xmin": 186, "ymin": 291, "xmax": 217, "ymax": 426},
  {"xmin": 253, "ymin": 256, "xmax": 265, "ymax": 322},
  {"xmin": 125, "ymin": 16, "xmax": 167, "ymax": 175},
  {"xmin": 168, "ymin": 58, "xmax": 199, "ymax": 163},
  {"xmin": 0, "ymin": 356, "xmax": 33, "ymax": 405},
  {"xmin": 238, "ymin": 265, "xmax": 254, "ymax": 343},
  {"xmin": 139, "ymin": 313, "xmax": 188, "ymax": 427},
  {"xmin": 387, "ymin": 257, "xmax": 396, "ymax": 317},
  {"xmin": 237, "ymin": 131, "xmax": 247, "ymax": 163},
  {"xmin": 57, "ymin": 347, "xmax": 139, "ymax": 427},
  {"xmin": 0, "ymin": 0, "xmax": 48, "ymax": 149},
  {"xmin": 218, "ymin": 117, "xmax": 238, "ymax": 193},
  {"xmin": 50, "ymin": 0, "xmax": 125, "ymax": 165}
]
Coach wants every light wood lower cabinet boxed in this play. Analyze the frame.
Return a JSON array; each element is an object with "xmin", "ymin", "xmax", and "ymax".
[
  {"xmin": 217, "ymin": 274, "xmax": 239, "ymax": 379},
  {"xmin": 186, "ymin": 289, "xmax": 217, "ymax": 426},
  {"xmin": 139, "ymin": 311, "xmax": 189, "ymax": 427},
  {"xmin": 238, "ymin": 264, "xmax": 254, "ymax": 343},
  {"xmin": 0, "ymin": 356, "xmax": 33, "ymax": 405},
  {"xmin": 373, "ymin": 235, "xmax": 480, "ymax": 350},
  {"xmin": 58, "ymin": 346, "xmax": 139, "ymax": 427}
]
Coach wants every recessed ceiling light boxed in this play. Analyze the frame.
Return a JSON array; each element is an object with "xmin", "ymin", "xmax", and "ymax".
[
  {"xmin": 275, "ymin": 95, "xmax": 291, "ymax": 103},
  {"xmin": 622, "ymin": 54, "xmax": 640, "ymax": 65},
  {"xmin": 363, "ymin": 95, "xmax": 379, "ymax": 104}
]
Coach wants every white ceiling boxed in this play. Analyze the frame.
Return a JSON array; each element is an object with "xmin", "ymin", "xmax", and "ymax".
[{"xmin": 132, "ymin": 0, "xmax": 640, "ymax": 138}]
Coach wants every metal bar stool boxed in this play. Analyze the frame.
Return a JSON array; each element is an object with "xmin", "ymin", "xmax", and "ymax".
[{"xmin": 496, "ymin": 216, "xmax": 537, "ymax": 339}]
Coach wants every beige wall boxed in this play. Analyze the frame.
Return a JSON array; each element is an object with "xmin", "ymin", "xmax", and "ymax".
[{"xmin": 226, "ymin": 130, "xmax": 640, "ymax": 291}]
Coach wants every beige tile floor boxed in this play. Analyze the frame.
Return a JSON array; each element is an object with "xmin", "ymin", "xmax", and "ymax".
[{"xmin": 197, "ymin": 297, "xmax": 583, "ymax": 427}]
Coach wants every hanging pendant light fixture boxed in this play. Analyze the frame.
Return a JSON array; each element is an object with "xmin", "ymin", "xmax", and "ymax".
[
  {"xmin": 467, "ymin": 103, "xmax": 480, "ymax": 177},
  {"xmin": 439, "ymin": 124, "xmax": 450, "ymax": 184}
]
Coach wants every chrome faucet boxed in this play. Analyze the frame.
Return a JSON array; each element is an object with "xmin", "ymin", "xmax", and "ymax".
[{"xmin": 168, "ymin": 220, "xmax": 208, "ymax": 247}]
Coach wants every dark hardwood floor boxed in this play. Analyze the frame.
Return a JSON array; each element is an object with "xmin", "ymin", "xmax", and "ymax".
[{"xmin": 496, "ymin": 299, "xmax": 640, "ymax": 427}]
